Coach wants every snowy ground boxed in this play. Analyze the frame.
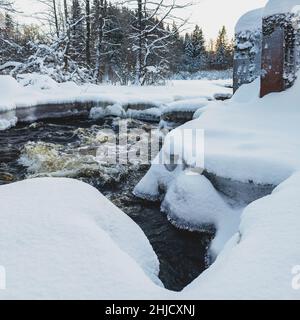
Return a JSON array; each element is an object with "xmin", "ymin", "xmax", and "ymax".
[
  {"xmin": 0, "ymin": 178, "xmax": 166, "ymax": 300},
  {"xmin": 0, "ymin": 74, "xmax": 232, "ymax": 129},
  {"xmin": 1, "ymin": 175, "xmax": 300, "ymax": 299},
  {"xmin": 1, "ymin": 69, "xmax": 300, "ymax": 299}
]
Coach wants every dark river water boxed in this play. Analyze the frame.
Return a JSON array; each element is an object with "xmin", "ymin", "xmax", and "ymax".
[{"xmin": 0, "ymin": 116, "xmax": 213, "ymax": 291}]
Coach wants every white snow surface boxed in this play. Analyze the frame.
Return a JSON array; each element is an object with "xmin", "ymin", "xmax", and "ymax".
[
  {"xmin": 136, "ymin": 76, "xmax": 300, "ymax": 196},
  {"xmin": 0, "ymin": 74, "xmax": 232, "ymax": 129},
  {"xmin": 135, "ymin": 74, "xmax": 300, "ymax": 278},
  {"xmin": 1, "ymin": 174, "xmax": 300, "ymax": 299},
  {"xmin": 264, "ymin": 0, "xmax": 300, "ymax": 17},
  {"xmin": 0, "ymin": 178, "xmax": 165, "ymax": 300},
  {"xmin": 182, "ymin": 172, "xmax": 300, "ymax": 300},
  {"xmin": 161, "ymin": 172, "xmax": 242, "ymax": 256},
  {"xmin": 235, "ymin": 8, "xmax": 263, "ymax": 33}
]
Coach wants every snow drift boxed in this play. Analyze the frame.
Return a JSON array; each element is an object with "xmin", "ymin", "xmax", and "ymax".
[{"xmin": 0, "ymin": 178, "xmax": 164, "ymax": 300}]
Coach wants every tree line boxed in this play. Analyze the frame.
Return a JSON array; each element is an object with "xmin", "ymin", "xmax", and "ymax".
[{"xmin": 0, "ymin": 0, "xmax": 233, "ymax": 85}]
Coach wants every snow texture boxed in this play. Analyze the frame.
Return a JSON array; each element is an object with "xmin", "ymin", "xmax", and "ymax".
[
  {"xmin": 0, "ymin": 178, "xmax": 164, "ymax": 300},
  {"xmin": 0, "ymin": 74, "xmax": 232, "ymax": 130},
  {"xmin": 1, "ymin": 174, "xmax": 300, "ymax": 299},
  {"xmin": 264, "ymin": 0, "xmax": 300, "ymax": 17},
  {"xmin": 182, "ymin": 171, "xmax": 300, "ymax": 300},
  {"xmin": 235, "ymin": 8, "xmax": 263, "ymax": 33}
]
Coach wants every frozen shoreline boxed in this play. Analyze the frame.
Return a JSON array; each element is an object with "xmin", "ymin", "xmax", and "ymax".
[{"xmin": 0, "ymin": 74, "xmax": 232, "ymax": 129}]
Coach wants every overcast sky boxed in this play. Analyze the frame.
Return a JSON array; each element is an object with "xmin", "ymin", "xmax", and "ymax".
[{"xmin": 13, "ymin": 0, "xmax": 268, "ymax": 39}]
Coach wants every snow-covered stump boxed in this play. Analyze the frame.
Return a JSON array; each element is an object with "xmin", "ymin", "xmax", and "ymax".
[
  {"xmin": 260, "ymin": 3, "xmax": 300, "ymax": 97},
  {"xmin": 233, "ymin": 8, "xmax": 263, "ymax": 93}
]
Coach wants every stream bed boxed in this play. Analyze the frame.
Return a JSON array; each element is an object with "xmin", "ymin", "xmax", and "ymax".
[{"xmin": 0, "ymin": 115, "xmax": 213, "ymax": 291}]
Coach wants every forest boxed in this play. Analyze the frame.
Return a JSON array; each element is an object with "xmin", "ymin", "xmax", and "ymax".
[{"xmin": 0, "ymin": 0, "xmax": 233, "ymax": 85}]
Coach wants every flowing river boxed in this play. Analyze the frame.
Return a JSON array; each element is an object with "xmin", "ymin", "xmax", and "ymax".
[{"xmin": 0, "ymin": 115, "xmax": 213, "ymax": 291}]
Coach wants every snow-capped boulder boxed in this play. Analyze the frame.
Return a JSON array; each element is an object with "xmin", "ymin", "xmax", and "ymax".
[
  {"xmin": 182, "ymin": 171, "xmax": 300, "ymax": 300},
  {"xmin": 264, "ymin": 0, "xmax": 300, "ymax": 17},
  {"xmin": 0, "ymin": 178, "xmax": 164, "ymax": 299}
]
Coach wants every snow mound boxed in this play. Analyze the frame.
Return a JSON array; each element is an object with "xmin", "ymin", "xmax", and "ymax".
[
  {"xmin": 161, "ymin": 172, "xmax": 241, "ymax": 256},
  {"xmin": 182, "ymin": 171, "xmax": 300, "ymax": 300},
  {"xmin": 235, "ymin": 8, "xmax": 263, "ymax": 33},
  {"xmin": 0, "ymin": 178, "xmax": 164, "ymax": 299},
  {"xmin": 264, "ymin": 0, "xmax": 300, "ymax": 17},
  {"xmin": 17, "ymin": 73, "xmax": 59, "ymax": 90},
  {"xmin": 89, "ymin": 103, "xmax": 126, "ymax": 119}
]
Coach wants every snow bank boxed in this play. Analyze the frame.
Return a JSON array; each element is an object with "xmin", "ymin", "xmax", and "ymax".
[
  {"xmin": 235, "ymin": 8, "xmax": 263, "ymax": 33},
  {"xmin": 182, "ymin": 171, "xmax": 300, "ymax": 300},
  {"xmin": 2, "ymin": 175, "xmax": 299, "ymax": 299},
  {"xmin": 137, "ymin": 76, "xmax": 300, "ymax": 197},
  {"xmin": 0, "ymin": 74, "xmax": 232, "ymax": 129},
  {"xmin": 0, "ymin": 178, "xmax": 165, "ymax": 299},
  {"xmin": 135, "ymin": 73, "xmax": 300, "ymax": 265},
  {"xmin": 264, "ymin": 0, "xmax": 300, "ymax": 17},
  {"xmin": 0, "ymin": 75, "xmax": 231, "ymax": 113}
]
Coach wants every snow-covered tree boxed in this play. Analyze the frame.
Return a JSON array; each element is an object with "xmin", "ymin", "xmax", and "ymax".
[
  {"xmin": 184, "ymin": 25, "xmax": 207, "ymax": 72},
  {"xmin": 213, "ymin": 26, "xmax": 233, "ymax": 69},
  {"xmin": 126, "ymin": 0, "xmax": 190, "ymax": 85}
]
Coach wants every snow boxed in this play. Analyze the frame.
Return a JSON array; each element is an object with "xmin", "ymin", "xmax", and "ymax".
[
  {"xmin": 182, "ymin": 171, "xmax": 300, "ymax": 299},
  {"xmin": 0, "ymin": 178, "xmax": 165, "ymax": 300},
  {"xmin": 161, "ymin": 171, "xmax": 242, "ymax": 257},
  {"xmin": 235, "ymin": 8, "xmax": 263, "ymax": 33},
  {"xmin": 264, "ymin": 0, "xmax": 300, "ymax": 17},
  {"xmin": 0, "ymin": 115, "xmax": 17, "ymax": 130},
  {"xmin": 89, "ymin": 103, "xmax": 125, "ymax": 119},
  {"xmin": 1, "ymin": 175, "xmax": 300, "ymax": 299},
  {"xmin": 161, "ymin": 98, "xmax": 209, "ymax": 117},
  {"xmin": 135, "ymin": 73, "xmax": 300, "ymax": 274},
  {"xmin": 0, "ymin": 74, "xmax": 232, "ymax": 129},
  {"xmin": 136, "ymin": 76, "xmax": 300, "ymax": 199}
]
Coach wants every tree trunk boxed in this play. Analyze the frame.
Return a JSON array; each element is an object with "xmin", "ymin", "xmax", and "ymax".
[
  {"xmin": 52, "ymin": 0, "xmax": 59, "ymax": 38},
  {"xmin": 85, "ymin": 0, "xmax": 91, "ymax": 66},
  {"xmin": 94, "ymin": 0, "xmax": 106, "ymax": 83},
  {"xmin": 63, "ymin": 0, "xmax": 70, "ymax": 71},
  {"xmin": 135, "ymin": 0, "xmax": 143, "ymax": 85}
]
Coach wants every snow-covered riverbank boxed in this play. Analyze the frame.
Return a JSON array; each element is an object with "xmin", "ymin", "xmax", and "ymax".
[
  {"xmin": 1, "ymin": 71, "xmax": 300, "ymax": 299},
  {"xmin": 0, "ymin": 74, "xmax": 232, "ymax": 130},
  {"xmin": 1, "ymin": 174, "xmax": 300, "ymax": 299}
]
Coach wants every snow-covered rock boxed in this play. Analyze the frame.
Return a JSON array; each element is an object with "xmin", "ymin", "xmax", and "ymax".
[
  {"xmin": 264, "ymin": 0, "xmax": 300, "ymax": 17},
  {"xmin": 182, "ymin": 171, "xmax": 300, "ymax": 300},
  {"xmin": 235, "ymin": 8, "xmax": 263, "ymax": 33},
  {"xmin": 161, "ymin": 172, "xmax": 242, "ymax": 256},
  {"xmin": 0, "ymin": 178, "xmax": 164, "ymax": 299},
  {"xmin": 135, "ymin": 73, "xmax": 300, "ymax": 263}
]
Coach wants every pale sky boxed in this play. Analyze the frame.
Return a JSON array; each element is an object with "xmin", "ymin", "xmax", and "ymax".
[{"xmin": 13, "ymin": 0, "xmax": 268, "ymax": 39}]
